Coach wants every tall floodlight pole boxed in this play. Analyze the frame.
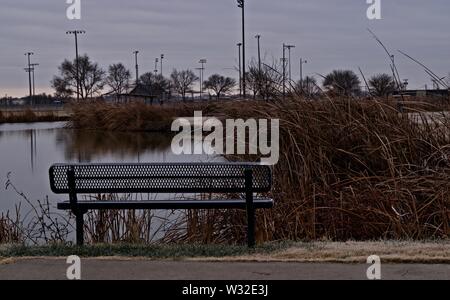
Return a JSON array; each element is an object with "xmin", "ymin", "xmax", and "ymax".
[
  {"xmin": 237, "ymin": 43, "xmax": 242, "ymax": 97},
  {"xmin": 133, "ymin": 50, "xmax": 139, "ymax": 85},
  {"xmin": 255, "ymin": 34, "xmax": 261, "ymax": 73},
  {"xmin": 160, "ymin": 54, "xmax": 164, "ymax": 77},
  {"xmin": 300, "ymin": 58, "xmax": 307, "ymax": 88},
  {"xmin": 67, "ymin": 30, "xmax": 86, "ymax": 101},
  {"xmin": 25, "ymin": 52, "xmax": 34, "ymax": 104},
  {"xmin": 237, "ymin": 0, "xmax": 246, "ymax": 99},
  {"xmin": 285, "ymin": 45, "xmax": 295, "ymax": 84},
  {"xmin": 154, "ymin": 58, "xmax": 159, "ymax": 75},
  {"xmin": 30, "ymin": 63, "xmax": 39, "ymax": 97}
]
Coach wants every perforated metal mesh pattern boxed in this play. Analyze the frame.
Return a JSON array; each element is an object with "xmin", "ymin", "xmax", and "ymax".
[{"xmin": 49, "ymin": 163, "xmax": 272, "ymax": 194}]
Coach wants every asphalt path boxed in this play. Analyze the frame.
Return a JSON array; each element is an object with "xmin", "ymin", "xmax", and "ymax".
[{"xmin": 0, "ymin": 258, "xmax": 449, "ymax": 280}]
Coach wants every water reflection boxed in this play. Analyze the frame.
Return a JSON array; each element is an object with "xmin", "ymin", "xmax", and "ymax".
[
  {"xmin": 0, "ymin": 122, "xmax": 220, "ymax": 212},
  {"xmin": 55, "ymin": 130, "xmax": 173, "ymax": 162}
]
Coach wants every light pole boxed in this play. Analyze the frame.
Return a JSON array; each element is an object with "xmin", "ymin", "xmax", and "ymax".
[
  {"xmin": 67, "ymin": 30, "xmax": 86, "ymax": 101},
  {"xmin": 285, "ymin": 45, "xmax": 295, "ymax": 84},
  {"xmin": 24, "ymin": 52, "xmax": 33, "ymax": 104},
  {"xmin": 237, "ymin": 0, "xmax": 246, "ymax": 99},
  {"xmin": 237, "ymin": 43, "xmax": 242, "ymax": 97},
  {"xmin": 300, "ymin": 58, "xmax": 307, "ymax": 89},
  {"xmin": 133, "ymin": 50, "xmax": 139, "ymax": 85},
  {"xmin": 282, "ymin": 44, "xmax": 295, "ymax": 98},
  {"xmin": 30, "ymin": 63, "xmax": 39, "ymax": 97},
  {"xmin": 160, "ymin": 54, "xmax": 164, "ymax": 77},
  {"xmin": 199, "ymin": 59, "xmax": 207, "ymax": 100},
  {"xmin": 195, "ymin": 67, "xmax": 202, "ymax": 100},
  {"xmin": 255, "ymin": 34, "xmax": 261, "ymax": 73},
  {"xmin": 154, "ymin": 58, "xmax": 159, "ymax": 76}
]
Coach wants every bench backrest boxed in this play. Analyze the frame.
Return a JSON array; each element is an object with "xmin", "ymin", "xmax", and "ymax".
[{"xmin": 49, "ymin": 163, "xmax": 272, "ymax": 194}]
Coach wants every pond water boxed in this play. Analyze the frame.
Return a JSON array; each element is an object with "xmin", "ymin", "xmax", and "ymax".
[{"xmin": 0, "ymin": 122, "xmax": 222, "ymax": 213}]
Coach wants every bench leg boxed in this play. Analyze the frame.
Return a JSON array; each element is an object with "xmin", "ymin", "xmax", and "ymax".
[
  {"xmin": 245, "ymin": 169, "xmax": 255, "ymax": 248},
  {"xmin": 75, "ymin": 210, "xmax": 85, "ymax": 246},
  {"xmin": 246, "ymin": 205, "xmax": 255, "ymax": 248}
]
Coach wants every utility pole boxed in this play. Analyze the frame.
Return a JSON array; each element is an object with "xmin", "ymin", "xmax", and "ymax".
[
  {"xmin": 24, "ymin": 52, "xmax": 34, "ymax": 104},
  {"xmin": 133, "ymin": 50, "xmax": 139, "ymax": 85},
  {"xmin": 67, "ymin": 30, "xmax": 86, "ymax": 101},
  {"xmin": 255, "ymin": 34, "xmax": 261, "ymax": 73},
  {"xmin": 237, "ymin": 0, "xmax": 246, "ymax": 99},
  {"xmin": 160, "ymin": 54, "xmax": 164, "ymax": 77},
  {"xmin": 237, "ymin": 43, "xmax": 242, "ymax": 97}
]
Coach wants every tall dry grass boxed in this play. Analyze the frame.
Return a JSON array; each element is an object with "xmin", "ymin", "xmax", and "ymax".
[
  {"xmin": 2, "ymin": 98, "xmax": 449, "ymax": 245},
  {"xmin": 67, "ymin": 98, "xmax": 449, "ymax": 242},
  {"xmin": 207, "ymin": 98, "xmax": 449, "ymax": 242},
  {"xmin": 69, "ymin": 100, "xmax": 223, "ymax": 131},
  {"xmin": 0, "ymin": 108, "xmax": 68, "ymax": 124}
]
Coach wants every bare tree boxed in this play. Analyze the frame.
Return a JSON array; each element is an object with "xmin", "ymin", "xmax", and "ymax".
[
  {"xmin": 323, "ymin": 70, "xmax": 361, "ymax": 97},
  {"xmin": 51, "ymin": 54, "xmax": 105, "ymax": 100},
  {"xmin": 105, "ymin": 63, "xmax": 131, "ymax": 102},
  {"xmin": 170, "ymin": 69, "xmax": 198, "ymax": 101},
  {"xmin": 204, "ymin": 74, "xmax": 236, "ymax": 100},
  {"xmin": 294, "ymin": 76, "xmax": 320, "ymax": 98},
  {"xmin": 369, "ymin": 74, "xmax": 395, "ymax": 98},
  {"xmin": 139, "ymin": 72, "xmax": 171, "ymax": 103}
]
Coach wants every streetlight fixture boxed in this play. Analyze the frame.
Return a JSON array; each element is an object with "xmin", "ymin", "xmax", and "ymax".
[
  {"xmin": 237, "ymin": 0, "xmax": 246, "ymax": 99},
  {"xmin": 237, "ymin": 43, "xmax": 242, "ymax": 97},
  {"xmin": 66, "ymin": 30, "xmax": 86, "ymax": 101},
  {"xmin": 154, "ymin": 58, "xmax": 159, "ymax": 75},
  {"xmin": 133, "ymin": 50, "xmax": 139, "ymax": 85}
]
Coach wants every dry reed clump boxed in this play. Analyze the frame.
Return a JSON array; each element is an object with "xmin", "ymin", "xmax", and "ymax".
[
  {"xmin": 0, "ymin": 109, "xmax": 67, "ymax": 124},
  {"xmin": 0, "ymin": 210, "xmax": 23, "ymax": 244},
  {"xmin": 184, "ymin": 98, "xmax": 450, "ymax": 243},
  {"xmin": 1, "ymin": 177, "xmax": 185, "ymax": 245},
  {"xmin": 69, "ymin": 101, "xmax": 208, "ymax": 132}
]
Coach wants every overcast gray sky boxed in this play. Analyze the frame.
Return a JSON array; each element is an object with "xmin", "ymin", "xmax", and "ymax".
[{"xmin": 0, "ymin": 0, "xmax": 449, "ymax": 97}]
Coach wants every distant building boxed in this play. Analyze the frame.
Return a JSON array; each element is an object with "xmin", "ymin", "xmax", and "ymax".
[
  {"xmin": 123, "ymin": 84, "xmax": 158, "ymax": 104},
  {"xmin": 103, "ymin": 84, "xmax": 158, "ymax": 104}
]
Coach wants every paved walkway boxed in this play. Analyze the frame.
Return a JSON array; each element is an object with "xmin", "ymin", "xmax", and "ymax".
[{"xmin": 1, "ymin": 258, "xmax": 449, "ymax": 280}]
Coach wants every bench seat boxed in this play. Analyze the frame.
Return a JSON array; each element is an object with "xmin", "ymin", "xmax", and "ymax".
[{"xmin": 57, "ymin": 198, "xmax": 274, "ymax": 210}]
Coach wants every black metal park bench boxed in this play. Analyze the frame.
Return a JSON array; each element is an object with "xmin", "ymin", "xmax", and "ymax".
[{"xmin": 49, "ymin": 163, "xmax": 273, "ymax": 247}]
